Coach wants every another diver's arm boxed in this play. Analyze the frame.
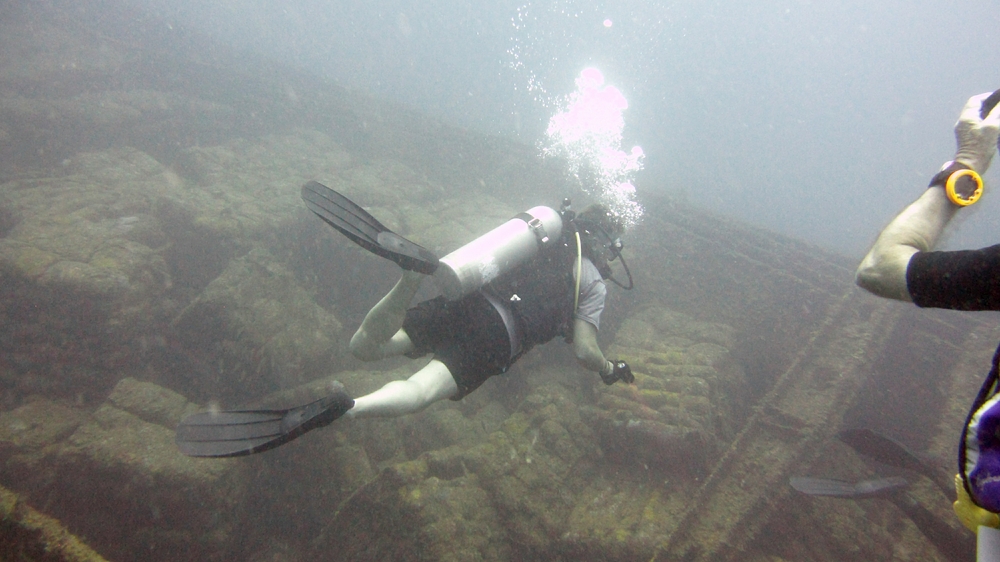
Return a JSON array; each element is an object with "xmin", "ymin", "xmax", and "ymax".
[
  {"xmin": 573, "ymin": 318, "xmax": 609, "ymax": 374},
  {"xmin": 573, "ymin": 318, "xmax": 634, "ymax": 385},
  {"xmin": 856, "ymin": 91, "xmax": 1000, "ymax": 301},
  {"xmin": 855, "ymin": 188, "xmax": 957, "ymax": 301}
]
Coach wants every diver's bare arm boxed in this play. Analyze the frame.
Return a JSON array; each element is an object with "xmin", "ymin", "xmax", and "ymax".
[
  {"xmin": 857, "ymin": 92, "xmax": 1000, "ymax": 301},
  {"xmin": 572, "ymin": 318, "xmax": 611, "ymax": 375},
  {"xmin": 855, "ymin": 187, "xmax": 958, "ymax": 302}
]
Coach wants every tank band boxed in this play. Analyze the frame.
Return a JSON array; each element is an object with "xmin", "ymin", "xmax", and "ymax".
[{"xmin": 515, "ymin": 212, "xmax": 551, "ymax": 245}]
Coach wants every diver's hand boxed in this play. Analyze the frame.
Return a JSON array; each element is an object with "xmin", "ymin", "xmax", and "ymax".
[
  {"xmin": 953, "ymin": 473, "xmax": 1000, "ymax": 532},
  {"xmin": 599, "ymin": 360, "xmax": 634, "ymax": 385},
  {"xmin": 954, "ymin": 91, "xmax": 1000, "ymax": 174}
]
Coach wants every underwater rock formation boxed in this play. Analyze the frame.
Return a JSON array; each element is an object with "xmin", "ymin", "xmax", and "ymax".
[
  {"xmin": 0, "ymin": 378, "xmax": 242, "ymax": 561},
  {"xmin": 0, "ymin": 483, "xmax": 108, "ymax": 562},
  {"xmin": 171, "ymin": 247, "xmax": 345, "ymax": 403},
  {"xmin": 594, "ymin": 305, "xmax": 749, "ymax": 476},
  {"xmin": 0, "ymin": 148, "xmax": 182, "ymax": 401},
  {"xmin": 310, "ymin": 306, "xmax": 748, "ymax": 561},
  {"xmin": 0, "ymin": 2, "xmax": 985, "ymax": 561}
]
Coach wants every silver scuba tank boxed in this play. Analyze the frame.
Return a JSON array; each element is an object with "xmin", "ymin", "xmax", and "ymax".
[{"xmin": 433, "ymin": 206, "xmax": 564, "ymax": 301}]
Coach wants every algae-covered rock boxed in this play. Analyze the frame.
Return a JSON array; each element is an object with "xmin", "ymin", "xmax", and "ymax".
[
  {"xmin": 562, "ymin": 475, "xmax": 694, "ymax": 561},
  {"xmin": 106, "ymin": 377, "xmax": 202, "ymax": 429},
  {"xmin": 329, "ymin": 442, "xmax": 377, "ymax": 494},
  {"xmin": 0, "ymin": 377, "xmax": 245, "ymax": 561},
  {"xmin": 0, "ymin": 399, "xmax": 87, "ymax": 485},
  {"xmin": 48, "ymin": 391, "xmax": 242, "ymax": 560},
  {"xmin": 61, "ymin": 403, "xmax": 234, "ymax": 501},
  {"xmin": 171, "ymin": 247, "xmax": 344, "ymax": 402},
  {"xmin": 1, "ymin": 148, "xmax": 182, "ymax": 288},
  {"xmin": 595, "ymin": 304, "xmax": 750, "ymax": 474},
  {"xmin": 171, "ymin": 130, "xmax": 353, "ymax": 237},
  {"xmin": 314, "ymin": 374, "xmax": 602, "ymax": 560},
  {"xmin": 0, "ymin": 482, "xmax": 109, "ymax": 562},
  {"xmin": 0, "ymin": 399, "xmax": 86, "ymax": 452},
  {"xmin": 0, "ymin": 148, "xmax": 182, "ymax": 398},
  {"xmin": 0, "ymin": 132, "xmax": 357, "ymax": 404},
  {"xmin": 314, "ymin": 304, "xmax": 752, "ymax": 562},
  {"xmin": 315, "ymin": 458, "xmax": 510, "ymax": 562}
]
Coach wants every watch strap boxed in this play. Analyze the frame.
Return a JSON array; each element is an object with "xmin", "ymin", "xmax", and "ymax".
[{"xmin": 929, "ymin": 160, "xmax": 971, "ymax": 188}]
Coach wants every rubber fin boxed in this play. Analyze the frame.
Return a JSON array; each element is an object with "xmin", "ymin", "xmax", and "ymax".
[
  {"xmin": 789, "ymin": 476, "xmax": 908, "ymax": 498},
  {"xmin": 176, "ymin": 390, "xmax": 354, "ymax": 457},
  {"xmin": 889, "ymin": 492, "xmax": 977, "ymax": 562},
  {"xmin": 301, "ymin": 181, "xmax": 439, "ymax": 274},
  {"xmin": 837, "ymin": 428, "xmax": 925, "ymax": 473},
  {"xmin": 837, "ymin": 428, "xmax": 952, "ymax": 496}
]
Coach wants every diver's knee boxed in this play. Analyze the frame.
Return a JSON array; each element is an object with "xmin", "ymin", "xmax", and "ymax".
[
  {"xmin": 380, "ymin": 379, "xmax": 411, "ymax": 394},
  {"xmin": 349, "ymin": 330, "xmax": 378, "ymax": 361},
  {"xmin": 381, "ymin": 379, "xmax": 427, "ymax": 406}
]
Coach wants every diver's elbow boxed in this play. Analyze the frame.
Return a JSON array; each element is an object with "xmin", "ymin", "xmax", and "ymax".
[
  {"xmin": 854, "ymin": 259, "xmax": 913, "ymax": 302},
  {"xmin": 854, "ymin": 251, "xmax": 890, "ymax": 296},
  {"xmin": 854, "ymin": 264, "xmax": 877, "ymax": 294},
  {"xmin": 855, "ymin": 264, "xmax": 893, "ymax": 299}
]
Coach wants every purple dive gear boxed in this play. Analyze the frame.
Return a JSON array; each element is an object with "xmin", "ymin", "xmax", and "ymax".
[
  {"xmin": 965, "ymin": 392, "xmax": 1000, "ymax": 512},
  {"xmin": 961, "ymin": 346, "xmax": 1000, "ymax": 513}
]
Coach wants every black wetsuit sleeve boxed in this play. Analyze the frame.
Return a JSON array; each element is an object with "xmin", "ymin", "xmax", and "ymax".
[{"xmin": 906, "ymin": 244, "xmax": 1000, "ymax": 311}]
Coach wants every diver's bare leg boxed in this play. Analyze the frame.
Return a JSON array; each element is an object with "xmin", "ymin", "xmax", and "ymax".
[
  {"xmin": 350, "ymin": 270, "xmax": 423, "ymax": 360},
  {"xmin": 346, "ymin": 359, "xmax": 458, "ymax": 419}
]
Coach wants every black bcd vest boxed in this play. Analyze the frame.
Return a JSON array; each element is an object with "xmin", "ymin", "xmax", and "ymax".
[{"xmin": 484, "ymin": 235, "xmax": 577, "ymax": 356}]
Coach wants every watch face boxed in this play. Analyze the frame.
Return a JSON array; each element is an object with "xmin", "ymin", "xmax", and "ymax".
[
  {"xmin": 947, "ymin": 168, "xmax": 983, "ymax": 206},
  {"xmin": 953, "ymin": 173, "xmax": 979, "ymax": 199}
]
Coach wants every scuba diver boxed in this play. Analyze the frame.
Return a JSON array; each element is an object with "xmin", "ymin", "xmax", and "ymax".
[
  {"xmin": 176, "ymin": 181, "xmax": 635, "ymax": 457},
  {"xmin": 855, "ymin": 90, "xmax": 1000, "ymax": 560}
]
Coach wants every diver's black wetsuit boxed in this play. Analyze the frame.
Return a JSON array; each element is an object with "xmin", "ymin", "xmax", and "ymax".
[
  {"xmin": 907, "ymin": 244, "xmax": 1000, "ymax": 311},
  {"xmin": 909, "ymin": 244, "xmax": 1000, "ymax": 518},
  {"xmin": 402, "ymin": 239, "xmax": 605, "ymax": 399}
]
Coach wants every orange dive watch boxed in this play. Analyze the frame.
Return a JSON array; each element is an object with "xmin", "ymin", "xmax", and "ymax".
[{"xmin": 930, "ymin": 161, "xmax": 983, "ymax": 206}]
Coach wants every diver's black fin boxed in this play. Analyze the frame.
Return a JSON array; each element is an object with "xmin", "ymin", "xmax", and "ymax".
[
  {"xmin": 888, "ymin": 493, "xmax": 977, "ymax": 562},
  {"xmin": 789, "ymin": 476, "xmax": 908, "ymax": 499},
  {"xmin": 837, "ymin": 428, "xmax": 925, "ymax": 473},
  {"xmin": 176, "ymin": 390, "xmax": 354, "ymax": 457},
  {"xmin": 837, "ymin": 428, "xmax": 952, "ymax": 496},
  {"xmin": 793, "ymin": 476, "xmax": 973, "ymax": 561},
  {"xmin": 301, "ymin": 181, "xmax": 440, "ymax": 274}
]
